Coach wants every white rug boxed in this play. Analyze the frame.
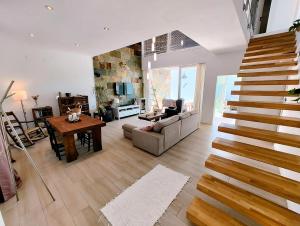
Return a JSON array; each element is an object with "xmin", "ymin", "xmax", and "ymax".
[{"xmin": 100, "ymin": 164, "xmax": 189, "ymax": 226}]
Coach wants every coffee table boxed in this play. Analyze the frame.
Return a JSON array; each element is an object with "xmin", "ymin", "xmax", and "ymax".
[{"xmin": 138, "ymin": 112, "xmax": 167, "ymax": 122}]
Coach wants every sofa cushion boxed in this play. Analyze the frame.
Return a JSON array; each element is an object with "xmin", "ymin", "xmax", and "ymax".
[
  {"xmin": 153, "ymin": 115, "xmax": 180, "ymax": 132},
  {"xmin": 180, "ymin": 112, "xmax": 199, "ymax": 139},
  {"xmin": 178, "ymin": 112, "xmax": 191, "ymax": 119},
  {"xmin": 190, "ymin": 110, "xmax": 199, "ymax": 115},
  {"xmin": 132, "ymin": 129, "xmax": 164, "ymax": 156},
  {"xmin": 122, "ymin": 124, "xmax": 137, "ymax": 132},
  {"xmin": 122, "ymin": 124, "xmax": 137, "ymax": 139},
  {"xmin": 140, "ymin": 125, "xmax": 154, "ymax": 132}
]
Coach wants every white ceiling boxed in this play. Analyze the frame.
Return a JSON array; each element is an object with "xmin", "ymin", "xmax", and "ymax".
[{"xmin": 0, "ymin": 0, "xmax": 247, "ymax": 56}]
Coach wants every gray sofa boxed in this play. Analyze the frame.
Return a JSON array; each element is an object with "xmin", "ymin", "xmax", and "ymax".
[{"xmin": 123, "ymin": 111, "xmax": 200, "ymax": 156}]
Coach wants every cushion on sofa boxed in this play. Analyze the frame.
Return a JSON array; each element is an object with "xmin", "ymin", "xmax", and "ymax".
[
  {"xmin": 190, "ymin": 110, "xmax": 199, "ymax": 115},
  {"xmin": 178, "ymin": 112, "xmax": 191, "ymax": 119},
  {"xmin": 122, "ymin": 124, "xmax": 137, "ymax": 139},
  {"xmin": 122, "ymin": 124, "xmax": 137, "ymax": 132},
  {"xmin": 153, "ymin": 115, "xmax": 180, "ymax": 132},
  {"xmin": 140, "ymin": 125, "xmax": 154, "ymax": 132}
]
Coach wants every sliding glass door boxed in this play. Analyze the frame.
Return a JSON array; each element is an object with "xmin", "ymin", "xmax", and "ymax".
[
  {"xmin": 149, "ymin": 67, "xmax": 179, "ymax": 109},
  {"xmin": 148, "ymin": 65, "xmax": 197, "ymax": 111},
  {"xmin": 180, "ymin": 66, "xmax": 197, "ymax": 111}
]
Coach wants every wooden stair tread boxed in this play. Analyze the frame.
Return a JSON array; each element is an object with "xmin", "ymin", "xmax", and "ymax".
[
  {"xmin": 240, "ymin": 61, "xmax": 297, "ymax": 70},
  {"xmin": 186, "ymin": 31, "xmax": 300, "ymax": 226},
  {"xmin": 198, "ymin": 174, "xmax": 300, "ymax": 226},
  {"xmin": 223, "ymin": 111, "xmax": 300, "ymax": 127},
  {"xmin": 246, "ymin": 45, "xmax": 296, "ymax": 54},
  {"xmin": 227, "ymin": 100, "xmax": 300, "ymax": 111},
  {"xmin": 218, "ymin": 122, "xmax": 300, "ymax": 148},
  {"xmin": 247, "ymin": 40, "xmax": 296, "ymax": 52},
  {"xmin": 237, "ymin": 70, "xmax": 298, "ymax": 77},
  {"xmin": 250, "ymin": 31, "xmax": 294, "ymax": 42},
  {"xmin": 244, "ymin": 47, "xmax": 296, "ymax": 57},
  {"xmin": 242, "ymin": 53, "xmax": 297, "ymax": 63},
  {"xmin": 212, "ymin": 137, "xmax": 300, "ymax": 173},
  {"xmin": 186, "ymin": 197, "xmax": 245, "ymax": 226},
  {"xmin": 234, "ymin": 79, "xmax": 299, "ymax": 86},
  {"xmin": 206, "ymin": 154, "xmax": 300, "ymax": 204},
  {"xmin": 231, "ymin": 90, "xmax": 293, "ymax": 96},
  {"xmin": 248, "ymin": 36, "xmax": 295, "ymax": 46}
]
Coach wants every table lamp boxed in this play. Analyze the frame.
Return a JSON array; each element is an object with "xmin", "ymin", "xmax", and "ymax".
[{"xmin": 13, "ymin": 90, "xmax": 28, "ymax": 129}]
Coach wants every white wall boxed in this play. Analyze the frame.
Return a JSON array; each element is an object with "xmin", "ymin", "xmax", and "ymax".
[
  {"xmin": 267, "ymin": 0, "xmax": 300, "ymax": 32},
  {"xmin": 142, "ymin": 46, "xmax": 245, "ymax": 124},
  {"xmin": 273, "ymin": 32, "xmax": 300, "ymax": 213},
  {"xmin": 267, "ymin": 0, "xmax": 300, "ymax": 213},
  {"xmin": 232, "ymin": 0, "xmax": 251, "ymax": 39},
  {"xmin": 0, "ymin": 37, "xmax": 96, "ymax": 122}
]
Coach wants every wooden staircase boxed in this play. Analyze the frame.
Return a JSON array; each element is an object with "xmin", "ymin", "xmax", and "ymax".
[{"xmin": 186, "ymin": 31, "xmax": 300, "ymax": 225}]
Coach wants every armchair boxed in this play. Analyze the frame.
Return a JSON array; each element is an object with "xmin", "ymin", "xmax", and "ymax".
[{"xmin": 165, "ymin": 99, "xmax": 184, "ymax": 117}]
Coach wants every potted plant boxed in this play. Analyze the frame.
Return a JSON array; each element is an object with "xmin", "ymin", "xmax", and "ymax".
[
  {"xmin": 94, "ymin": 82, "xmax": 112, "ymax": 120},
  {"xmin": 288, "ymin": 88, "xmax": 300, "ymax": 102},
  {"xmin": 289, "ymin": 19, "xmax": 300, "ymax": 32}
]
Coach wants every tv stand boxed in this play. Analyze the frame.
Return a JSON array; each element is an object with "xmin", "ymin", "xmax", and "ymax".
[{"xmin": 112, "ymin": 105, "xmax": 140, "ymax": 120}]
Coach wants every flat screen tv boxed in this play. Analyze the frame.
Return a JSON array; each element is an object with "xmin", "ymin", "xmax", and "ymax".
[
  {"xmin": 114, "ymin": 82, "xmax": 125, "ymax": 95},
  {"xmin": 124, "ymin": 83, "xmax": 134, "ymax": 95}
]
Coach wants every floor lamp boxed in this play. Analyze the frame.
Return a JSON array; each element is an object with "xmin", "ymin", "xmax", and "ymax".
[{"xmin": 13, "ymin": 90, "xmax": 28, "ymax": 129}]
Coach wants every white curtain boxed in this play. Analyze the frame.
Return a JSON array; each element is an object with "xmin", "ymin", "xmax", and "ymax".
[{"xmin": 193, "ymin": 64, "xmax": 206, "ymax": 125}]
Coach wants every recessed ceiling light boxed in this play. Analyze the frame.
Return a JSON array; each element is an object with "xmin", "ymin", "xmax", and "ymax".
[
  {"xmin": 29, "ymin": 33, "xmax": 35, "ymax": 38},
  {"xmin": 103, "ymin": 27, "xmax": 110, "ymax": 31},
  {"xmin": 45, "ymin": 5, "xmax": 54, "ymax": 11},
  {"xmin": 75, "ymin": 43, "xmax": 80, "ymax": 47}
]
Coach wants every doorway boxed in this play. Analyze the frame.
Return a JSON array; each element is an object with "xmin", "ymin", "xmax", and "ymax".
[{"xmin": 213, "ymin": 75, "xmax": 238, "ymax": 125}]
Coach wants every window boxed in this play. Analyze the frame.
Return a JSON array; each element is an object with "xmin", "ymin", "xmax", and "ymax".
[
  {"xmin": 148, "ymin": 67, "xmax": 179, "ymax": 108},
  {"xmin": 213, "ymin": 75, "xmax": 238, "ymax": 118},
  {"xmin": 180, "ymin": 67, "xmax": 197, "ymax": 111},
  {"xmin": 148, "ymin": 66, "xmax": 197, "ymax": 111}
]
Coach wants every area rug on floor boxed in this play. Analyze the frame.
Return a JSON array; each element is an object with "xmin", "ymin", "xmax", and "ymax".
[{"xmin": 100, "ymin": 164, "xmax": 189, "ymax": 226}]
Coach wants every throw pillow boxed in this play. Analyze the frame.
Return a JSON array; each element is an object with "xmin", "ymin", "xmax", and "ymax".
[
  {"xmin": 140, "ymin": 125, "xmax": 154, "ymax": 132},
  {"xmin": 179, "ymin": 112, "xmax": 191, "ymax": 119},
  {"xmin": 153, "ymin": 115, "xmax": 180, "ymax": 132},
  {"xmin": 190, "ymin": 110, "xmax": 199, "ymax": 115}
]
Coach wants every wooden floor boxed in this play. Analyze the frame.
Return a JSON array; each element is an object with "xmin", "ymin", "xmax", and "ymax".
[{"xmin": 0, "ymin": 116, "xmax": 287, "ymax": 226}]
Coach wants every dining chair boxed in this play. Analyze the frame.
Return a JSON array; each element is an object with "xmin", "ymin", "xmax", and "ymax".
[
  {"xmin": 78, "ymin": 112, "xmax": 93, "ymax": 151},
  {"xmin": 45, "ymin": 120, "xmax": 65, "ymax": 160}
]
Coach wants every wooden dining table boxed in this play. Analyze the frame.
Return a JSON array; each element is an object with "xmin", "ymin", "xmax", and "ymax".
[{"xmin": 47, "ymin": 115, "xmax": 106, "ymax": 162}]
